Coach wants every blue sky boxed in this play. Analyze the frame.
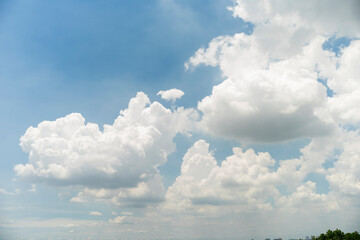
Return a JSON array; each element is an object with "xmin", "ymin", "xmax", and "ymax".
[{"xmin": 1, "ymin": 1, "xmax": 360, "ymax": 239}]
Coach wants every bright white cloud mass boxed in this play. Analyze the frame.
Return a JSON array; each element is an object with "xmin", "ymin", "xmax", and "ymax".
[
  {"xmin": 15, "ymin": 92, "xmax": 197, "ymax": 206},
  {"xmin": 157, "ymin": 88, "xmax": 185, "ymax": 102},
  {"xmin": 2, "ymin": 0, "xmax": 360, "ymax": 239}
]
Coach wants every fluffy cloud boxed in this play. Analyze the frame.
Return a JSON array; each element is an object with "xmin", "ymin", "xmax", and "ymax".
[
  {"xmin": 185, "ymin": 0, "xmax": 360, "ymax": 144},
  {"xmin": 328, "ymin": 40, "xmax": 360, "ymax": 125},
  {"xmin": 15, "ymin": 92, "xmax": 198, "ymax": 206},
  {"xmin": 326, "ymin": 131, "xmax": 360, "ymax": 195},
  {"xmin": 225, "ymin": 0, "xmax": 360, "ymax": 63},
  {"xmin": 71, "ymin": 175, "xmax": 165, "ymax": 207},
  {"xmin": 276, "ymin": 181, "xmax": 338, "ymax": 213},
  {"xmin": 165, "ymin": 129, "xmax": 360, "ymax": 213},
  {"xmin": 228, "ymin": 0, "xmax": 360, "ymax": 37},
  {"xmin": 157, "ymin": 88, "xmax": 184, "ymax": 102},
  {"xmin": 109, "ymin": 216, "xmax": 127, "ymax": 224},
  {"xmin": 12, "ymin": 1, "xmax": 360, "ymax": 237},
  {"xmin": 166, "ymin": 140, "xmax": 281, "ymax": 211},
  {"xmin": 190, "ymin": 34, "xmax": 335, "ymax": 142}
]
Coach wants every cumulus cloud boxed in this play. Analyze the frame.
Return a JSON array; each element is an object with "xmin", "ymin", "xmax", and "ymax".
[
  {"xmin": 11, "ymin": 1, "xmax": 360, "ymax": 236},
  {"xmin": 276, "ymin": 181, "xmax": 338, "ymax": 213},
  {"xmin": 71, "ymin": 175, "xmax": 165, "ymax": 207},
  {"xmin": 185, "ymin": 0, "xmax": 360, "ymax": 144},
  {"xmin": 228, "ymin": 0, "xmax": 360, "ymax": 37},
  {"xmin": 166, "ymin": 140, "xmax": 281, "ymax": 211},
  {"xmin": 165, "ymin": 131, "xmax": 360, "ymax": 213},
  {"xmin": 326, "ymin": 131, "xmax": 360, "ymax": 195},
  {"xmin": 190, "ymin": 35, "xmax": 335, "ymax": 142},
  {"xmin": 328, "ymin": 40, "xmax": 360, "ymax": 125},
  {"xmin": 157, "ymin": 88, "xmax": 184, "ymax": 102},
  {"xmin": 15, "ymin": 92, "xmax": 198, "ymax": 206}
]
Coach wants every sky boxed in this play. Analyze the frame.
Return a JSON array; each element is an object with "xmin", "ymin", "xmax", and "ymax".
[{"xmin": 0, "ymin": 0, "xmax": 360, "ymax": 239}]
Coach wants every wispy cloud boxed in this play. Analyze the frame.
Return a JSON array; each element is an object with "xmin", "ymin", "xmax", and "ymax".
[{"xmin": 89, "ymin": 211, "xmax": 102, "ymax": 216}]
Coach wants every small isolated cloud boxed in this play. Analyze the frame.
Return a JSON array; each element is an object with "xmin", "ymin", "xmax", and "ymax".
[
  {"xmin": 0, "ymin": 188, "xmax": 14, "ymax": 195},
  {"xmin": 0, "ymin": 219, "xmax": 15, "ymax": 227},
  {"xmin": 89, "ymin": 211, "xmax": 102, "ymax": 216},
  {"xmin": 28, "ymin": 184, "xmax": 36, "ymax": 192},
  {"xmin": 109, "ymin": 216, "xmax": 127, "ymax": 224},
  {"xmin": 157, "ymin": 88, "xmax": 184, "ymax": 102},
  {"xmin": 0, "ymin": 188, "xmax": 19, "ymax": 195}
]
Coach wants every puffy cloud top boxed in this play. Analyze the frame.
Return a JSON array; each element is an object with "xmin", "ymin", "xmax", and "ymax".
[
  {"xmin": 15, "ymin": 92, "xmax": 198, "ymax": 206},
  {"xmin": 189, "ymin": 34, "xmax": 335, "ymax": 143},
  {"xmin": 166, "ymin": 140, "xmax": 280, "ymax": 210},
  {"xmin": 228, "ymin": 0, "xmax": 360, "ymax": 37},
  {"xmin": 157, "ymin": 88, "xmax": 184, "ymax": 102}
]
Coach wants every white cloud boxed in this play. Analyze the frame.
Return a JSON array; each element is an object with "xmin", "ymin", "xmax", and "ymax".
[
  {"xmin": 190, "ymin": 35, "xmax": 335, "ymax": 143},
  {"xmin": 10, "ymin": 1, "xmax": 360, "ymax": 238},
  {"xmin": 185, "ymin": 0, "xmax": 360, "ymax": 144},
  {"xmin": 0, "ymin": 188, "xmax": 14, "ymax": 195},
  {"xmin": 157, "ymin": 88, "xmax": 184, "ymax": 102},
  {"xmin": 165, "ymin": 140, "xmax": 280, "ymax": 211},
  {"xmin": 109, "ymin": 216, "xmax": 127, "ymax": 224},
  {"xmin": 328, "ymin": 40, "xmax": 360, "ymax": 125},
  {"xmin": 228, "ymin": 0, "xmax": 360, "ymax": 37},
  {"xmin": 0, "ymin": 188, "xmax": 20, "ymax": 195},
  {"xmin": 28, "ymin": 184, "xmax": 36, "ymax": 192},
  {"xmin": 89, "ymin": 211, "xmax": 102, "ymax": 216},
  {"xmin": 326, "ymin": 131, "xmax": 360, "ymax": 195},
  {"xmin": 165, "ymin": 131, "xmax": 360, "ymax": 213},
  {"xmin": 15, "ymin": 92, "xmax": 198, "ymax": 206},
  {"xmin": 276, "ymin": 181, "xmax": 338, "ymax": 213},
  {"xmin": 71, "ymin": 175, "xmax": 165, "ymax": 207}
]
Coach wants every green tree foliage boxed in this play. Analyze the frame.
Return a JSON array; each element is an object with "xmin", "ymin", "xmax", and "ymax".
[{"xmin": 313, "ymin": 229, "xmax": 360, "ymax": 240}]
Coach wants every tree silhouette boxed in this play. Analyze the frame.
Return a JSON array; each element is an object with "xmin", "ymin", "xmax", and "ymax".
[{"xmin": 313, "ymin": 229, "xmax": 360, "ymax": 240}]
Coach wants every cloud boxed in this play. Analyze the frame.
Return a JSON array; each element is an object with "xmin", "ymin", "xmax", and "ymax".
[
  {"xmin": 28, "ymin": 184, "xmax": 36, "ymax": 192},
  {"xmin": 328, "ymin": 40, "xmax": 360, "ymax": 125},
  {"xmin": 157, "ymin": 88, "xmax": 184, "ymax": 102},
  {"xmin": 15, "ymin": 92, "xmax": 198, "ymax": 206},
  {"xmin": 6, "ymin": 1, "xmax": 360, "ymax": 240},
  {"xmin": 228, "ymin": 0, "xmax": 360, "ymax": 37},
  {"xmin": 276, "ymin": 181, "xmax": 338, "ymax": 213},
  {"xmin": 184, "ymin": 0, "xmax": 360, "ymax": 144},
  {"xmin": 326, "ymin": 131, "xmax": 360, "ymax": 195},
  {"xmin": 71, "ymin": 175, "xmax": 165, "ymax": 207},
  {"xmin": 0, "ymin": 188, "xmax": 20, "ymax": 195},
  {"xmin": 89, "ymin": 211, "xmax": 102, "ymax": 216},
  {"xmin": 189, "ymin": 34, "xmax": 335, "ymax": 143},
  {"xmin": 0, "ymin": 188, "xmax": 14, "ymax": 195},
  {"xmin": 165, "ymin": 140, "xmax": 280, "ymax": 211},
  {"xmin": 165, "ymin": 130, "xmax": 360, "ymax": 213},
  {"xmin": 109, "ymin": 216, "xmax": 127, "ymax": 224}
]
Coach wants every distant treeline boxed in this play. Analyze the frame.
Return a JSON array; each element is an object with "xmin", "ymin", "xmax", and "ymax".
[{"xmin": 302, "ymin": 229, "xmax": 360, "ymax": 240}]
